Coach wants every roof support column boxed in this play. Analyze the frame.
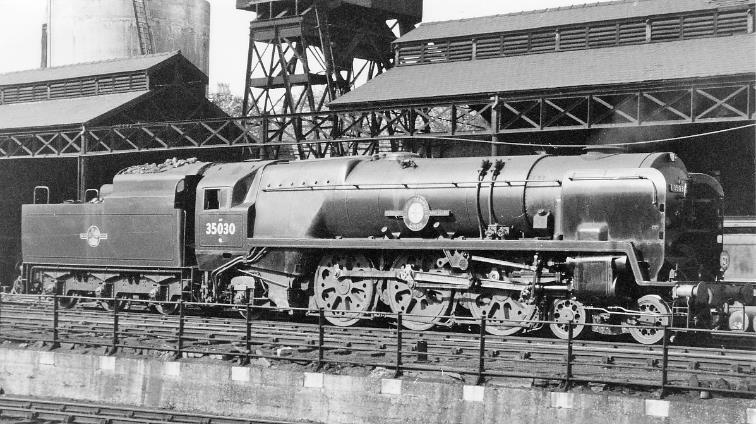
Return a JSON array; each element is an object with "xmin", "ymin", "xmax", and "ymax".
[
  {"xmin": 490, "ymin": 95, "xmax": 502, "ymax": 156},
  {"xmin": 77, "ymin": 126, "xmax": 88, "ymax": 202}
]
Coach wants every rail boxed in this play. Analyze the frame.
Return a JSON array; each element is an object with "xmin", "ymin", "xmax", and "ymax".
[
  {"xmin": 0, "ymin": 294, "xmax": 755, "ymax": 399},
  {"xmin": 0, "ymin": 395, "xmax": 298, "ymax": 423}
]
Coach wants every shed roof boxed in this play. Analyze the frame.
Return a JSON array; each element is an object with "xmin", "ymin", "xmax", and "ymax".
[
  {"xmin": 0, "ymin": 51, "xmax": 201, "ymax": 87},
  {"xmin": 329, "ymin": 34, "xmax": 756, "ymax": 108},
  {"xmin": 397, "ymin": 0, "xmax": 755, "ymax": 43},
  {"xmin": 0, "ymin": 91, "xmax": 150, "ymax": 131}
]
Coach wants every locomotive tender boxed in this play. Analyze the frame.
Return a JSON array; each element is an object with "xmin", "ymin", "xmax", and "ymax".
[{"xmin": 20, "ymin": 151, "xmax": 754, "ymax": 344}]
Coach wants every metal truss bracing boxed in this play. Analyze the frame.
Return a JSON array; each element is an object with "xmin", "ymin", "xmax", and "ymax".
[
  {"xmin": 242, "ymin": 3, "xmax": 416, "ymax": 159},
  {"xmin": 498, "ymin": 82, "xmax": 756, "ymax": 132},
  {"xmin": 0, "ymin": 81, "xmax": 753, "ymax": 160},
  {"xmin": 0, "ymin": 105, "xmax": 495, "ymax": 159}
]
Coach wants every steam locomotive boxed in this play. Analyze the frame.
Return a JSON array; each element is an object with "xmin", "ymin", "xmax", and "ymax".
[{"xmin": 19, "ymin": 151, "xmax": 754, "ymax": 344}]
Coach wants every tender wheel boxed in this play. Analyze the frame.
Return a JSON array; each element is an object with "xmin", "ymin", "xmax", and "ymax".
[
  {"xmin": 386, "ymin": 254, "xmax": 453, "ymax": 331},
  {"xmin": 99, "ymin": 296, "xmax": 131, "ymax": 312},
  {"xmin": 468, "ymin": 290, "xmax": 536, "ymax": 336},
  {"xmin": 96, "ymin": 282, "xmax": 130, "ymax": 312},
  {"xmin": 549, "ymin": 299, "xmax": 587, "ymax": 339},
  {"xmin": 314, "ymin": 253, "xmax": 377, "ymax": 327},
  {"xmin": 238, "ymin": 307, "xmax": 261, "ymax": 320},
  {"xmin": 153, "ymin": 300, "xmax": 180, "ymax": 315},
  {"xmin": 149, "ymin": 279, "xmax": 184, "ymax": 315},
  {"xmin": 58, "ymin": 292, "xmax": 79, "ymax": 309},
  {"xmin": 628, "ymin": 295, "xmax": 671, "ymax": 344}
]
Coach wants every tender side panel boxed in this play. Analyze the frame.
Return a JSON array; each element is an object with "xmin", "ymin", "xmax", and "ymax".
[{"xmin": 22, "ymin": 203, "xmax": 184, "ymax": 268}]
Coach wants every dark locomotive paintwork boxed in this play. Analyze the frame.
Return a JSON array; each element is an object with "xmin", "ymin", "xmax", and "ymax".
[
  {"xmin": 23, "ymin": 203, "xmax": 185, "ymax": 267},
  {"xmin": 22, "ymin": 163, "xmax": 208, "ymax": 268},
  {"xmin": 245, "ymin": 152, "xmax": 690, "ymax": 282},
  {"xmin": 20, "ymin": 151, "xmax": 750, "ymax": 343}
]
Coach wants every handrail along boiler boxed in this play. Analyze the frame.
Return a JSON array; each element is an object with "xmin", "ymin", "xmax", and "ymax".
[{"xmin": 19, "ymin": 151, "xmax": 754, "ymax": 344}]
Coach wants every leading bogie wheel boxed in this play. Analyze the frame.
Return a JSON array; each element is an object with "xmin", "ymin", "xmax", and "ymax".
[
  {"xmin": 627, "ymin": 295, "xmax": 671, "ymax": 345},
  {"xmin": 386, "ymin": 254, "xmax": 454, "ymax": 331},
  {"xmin": 314, "ymin": 253, "xmax": 377, "ymax": 327}
]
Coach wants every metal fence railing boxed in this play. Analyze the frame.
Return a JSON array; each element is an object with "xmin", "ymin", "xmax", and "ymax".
[{"xmin": 0, "ymin": 293, "xmax": 754, "ymax": 398}]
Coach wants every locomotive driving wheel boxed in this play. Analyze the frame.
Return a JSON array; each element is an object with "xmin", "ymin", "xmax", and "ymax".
[
  {"xmin": 548, "ymin": 299, "xmax": 587, "ymax": 339},
  {"xmin": 386, "ymin": 254, "xmax": 454, "ymax": 331},
  {"xmin": 468, "ymin": 290, "xmax": 536, "ymax": 336},
  {"xmin": 627, "ymin": 295, "xmax": 671, "ymax": 345},
  {"xmin": 314, "ymin": 253, "xmax": 377, "ymax": 327}
]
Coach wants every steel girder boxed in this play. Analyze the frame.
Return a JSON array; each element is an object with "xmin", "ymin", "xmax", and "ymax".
[
  {"xmin": 0, "ymin": 80, "xmax": 753, "ymax": 160},
  {"xmin": 499, "ymin": 82, "xmax": 756, "ymax": 132}
]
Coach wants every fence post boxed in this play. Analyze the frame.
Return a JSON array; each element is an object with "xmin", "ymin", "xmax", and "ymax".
[
  {"xmin": 175, "ymin": 299, "xmax": 184, "ymax": 359},
  {"xmin": 51, "ymin": 294, "xmax": 60, "ymax": 349},
  {"xmin": 476, "ymin": 316, "xmax": 486, "ymax": 385},
  {"xmin": 660, "ymin": 325, "xmax": 669, "ymax": 398},
  {"xmin": 394, "ymin": 312, "xmax": 403, "ymax": 378},
  {"xmin": 317, "ymin": 308, "xmax": 325, "ymax": 370},
  {"xmin": 565, "ymin": 320, "xmax": 573, "ymax": 389},
  {"xmin": 111, "ymin": 296, "xmax": 119, "ymax": 355},
  {"xmin": 245, "ymin": 288, "xmax": 252, "ymax": 365}
]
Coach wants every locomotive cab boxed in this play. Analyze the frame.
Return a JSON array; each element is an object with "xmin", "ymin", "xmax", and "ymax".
[{"xmin": 194, "ymin": 161, "xmax": 271, "ymax": 271}]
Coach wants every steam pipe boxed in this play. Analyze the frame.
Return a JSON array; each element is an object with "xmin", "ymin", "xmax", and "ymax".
[
  {"xmin": 475, "ymin": 160, "xmax": 492, "ymax": 239},
  {"xmin": 488, "ymin": 159, "xmax": 504, "ymax": 225}
]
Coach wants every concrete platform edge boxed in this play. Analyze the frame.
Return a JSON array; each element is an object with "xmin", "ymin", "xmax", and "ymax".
[{"xmin": 0, "ymin": 347, "xmax": 754, "ymax": 424}]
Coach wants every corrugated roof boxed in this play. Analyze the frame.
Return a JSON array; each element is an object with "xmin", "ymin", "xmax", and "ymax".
[
  {"xmin": 398, "ymin": 0, "xmax": 755, "ymax": 43},
  {"xmin": 330, "ymin": 34, "xmax": 756, "ymax": 107},
  {"xmin": 0, "ymin": 91, "xmax": 150, "ymax": 131},
  {"xmin": 0, "ymin": 52, "xmax": 179, "ymax": 87}
]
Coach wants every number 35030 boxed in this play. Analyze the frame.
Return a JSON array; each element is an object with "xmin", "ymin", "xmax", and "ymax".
[{"xmin": 205, "ymin": 222, "xmax": 236, "ymax": 235}]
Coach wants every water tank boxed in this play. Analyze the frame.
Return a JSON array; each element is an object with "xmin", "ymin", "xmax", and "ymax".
[{"xmin": 48, "ymin": 0, "xmax": 210, "ymax": 75}]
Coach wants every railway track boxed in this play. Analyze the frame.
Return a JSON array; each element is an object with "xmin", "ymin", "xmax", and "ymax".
[
  {"xmin": 0, "ymin": 395, "xmax": 301, "ymax": 423},
  {"xmin": 1, "ymin": 295, "xmax": 755, "ymax": 397}
]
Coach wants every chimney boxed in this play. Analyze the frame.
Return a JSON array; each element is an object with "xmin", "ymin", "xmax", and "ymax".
[{"xmin": 41, "ymin": 23, "xmax": 48, "ymax": 68}]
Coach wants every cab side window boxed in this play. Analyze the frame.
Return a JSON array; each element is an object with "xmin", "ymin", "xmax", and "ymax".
[{"xmin": 204, "ymin": 189, "xmax": 220, "ymax": 210}]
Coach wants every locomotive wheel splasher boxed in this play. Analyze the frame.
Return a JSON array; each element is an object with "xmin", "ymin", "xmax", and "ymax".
[
  {"xmin": 386, "ymin": 254, "xmax": 454, "ymax": 331},
  {"xmin": 314, "ymin": 254, "xmax": 377, "ymax": 327}
]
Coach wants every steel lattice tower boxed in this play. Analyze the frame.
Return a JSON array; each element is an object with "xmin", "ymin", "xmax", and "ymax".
[{"xmin": 237, "ymin": 0, "xmax": 422, "ymax": 159}]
